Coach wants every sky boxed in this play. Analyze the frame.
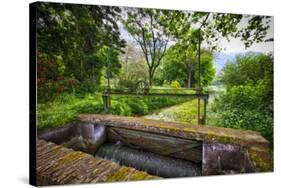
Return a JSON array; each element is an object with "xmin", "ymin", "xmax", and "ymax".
[{"xmin": 219, "ymin": 17, "xmax": 274, "ymax": 53}]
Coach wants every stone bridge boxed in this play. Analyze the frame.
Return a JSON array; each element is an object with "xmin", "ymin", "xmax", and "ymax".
[{"xmin": 37, "ymin": 114, "xmax": 273, "ymax": 186}]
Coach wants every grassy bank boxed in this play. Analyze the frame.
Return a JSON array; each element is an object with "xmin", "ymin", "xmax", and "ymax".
[
  {"xmin": 37, "ymin": 93, "xmax": 186, "ymax": 130},
  {"xmin": 144, "ymin": 99, "xmax": 203, "ymax": 125}
]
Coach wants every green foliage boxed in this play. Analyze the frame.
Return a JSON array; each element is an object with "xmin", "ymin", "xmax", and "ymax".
[
  {"xmin": 220, "ymin": 52, "xmax": 273, "ymax": 112},
  {"xmin": 110, "ymin": 100, "xmax": 132, "ymax": 116},
  {"xmin": 156, "ymin": 43, "xmax": 215, "ymax": 88},
  {"xmin": 210, "ymin": 53, "xmax": 273, "ymax": 143},
  {"xmin": 36, "ymin": 2, "xmax": 125, "ymax": 101},
  {"xmin": 220, "ymin": 52, "xmax": 273, "ymax": 88},
  {"xmin": 37, "ymin": 93, "xmax": 186, "ymax": 129},
  {"xmin": 209, "ymin": 85, "xmax": 273, "ymax": 142},
  {"xmin": 116, "ymin": 79, "xmax": 150, "ymax": 93},
  {"xmin": 170, "ymin": 80, "xmax": 181, "ymax": 89}
]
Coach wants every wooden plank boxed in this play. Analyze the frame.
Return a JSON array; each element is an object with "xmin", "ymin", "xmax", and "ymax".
[{"xmin": 107, "ymin": 127, "xmax": 202, "ymax": 163}]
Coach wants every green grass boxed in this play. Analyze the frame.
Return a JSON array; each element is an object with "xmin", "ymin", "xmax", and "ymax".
[
  {"xmin": 144, "ymin": 99, "xmax": 204, "ymax": 125},
  {"xmin": 150, "ymin": 86, "xmax": 198, "ymax": 94},
  {"xmin": 37, "ymin": 93, "xmax": 186, "ymax": 130}
]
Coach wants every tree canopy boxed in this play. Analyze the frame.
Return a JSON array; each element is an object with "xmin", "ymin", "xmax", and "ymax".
[{"xmin": 37, "ymin": 2, "xmax": 125, "ymax": 100}]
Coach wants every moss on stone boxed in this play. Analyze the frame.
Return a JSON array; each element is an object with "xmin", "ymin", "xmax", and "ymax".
[
  {"xmin": 129, "ymin": 172, "xmax": 150, "ymax": 180},
  {"xmin": 105, "ymin": 167, "xmax": 130, "ymax": 182},
  {"xmin": 151, "ymin": 124, "xmax": 181, "ymax": 132},
  {"xmin": 203, "ymin": 130, "xmax": 235, "ymax": 145},
  {"xmin": 132, "ymin": 172, "xmax": 159, "ymax": 180},
  {"xmin": 249, "ymin": 149, "xmax": 273, "ymax": 172},
  {"xmin": 53, "ymin": 151, "xmax": 86, "ymax": 170},
  {"xmin": 52, "ymin": 146, "xmax": 63, "ymax": 155}
]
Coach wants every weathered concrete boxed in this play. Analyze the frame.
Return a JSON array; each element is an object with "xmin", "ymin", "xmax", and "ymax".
[
  {"xmin": 202, "ymin": 143, "xmax": 256, "ymax": 175},
  {"xmin": 78, "ymin": 114, "xmax": 273, "ymax": 174},
  {"xmin": 36, "ymin": 139, "xmax": 159, "ymax": 186}
]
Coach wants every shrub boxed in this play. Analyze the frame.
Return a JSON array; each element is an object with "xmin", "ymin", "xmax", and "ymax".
[
  {"xmin": 170, "ymin": 80, "xmax": 181, "ymax": 89},
  {"xmin": 111, "ymin": 100, "xmax": 132, "ymax": 116},
  {"xmin": 209, "ymin": 84, "xmax": 273, "ymax": 143},
  {"xmin": 121, "ymin": 98, "xmax": 148, "ymax": 115}
]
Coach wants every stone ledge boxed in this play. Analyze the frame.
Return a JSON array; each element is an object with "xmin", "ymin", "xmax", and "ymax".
[
  {"xmin": 36, "ymin": 139, "xmax": 159, "ymax": 186},
  {"xmin": 78, "ymin": 114, "xmax": 270, "ymax": 149}
]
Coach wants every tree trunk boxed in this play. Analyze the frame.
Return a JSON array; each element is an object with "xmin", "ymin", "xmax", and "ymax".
[
  {"xmin": 185, "ymin": 58, "xmax": 193, "ymax": 88},
  {"xmin": 124, "ymin": 46, "xmax": 129, "ymax": 79},
  {"xmin": 187, "ymin": 64, "xmax": 193, "ymax": 88},
  {"xmin": 149, "ymin": 70, "xmax": 153, "ymax": 86},
  {"xmin": 92, "ymin": 63, "xmax": 96, "ymax": 85}
]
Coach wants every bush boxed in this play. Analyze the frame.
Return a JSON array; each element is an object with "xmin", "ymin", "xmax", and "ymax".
[
  {"xmin": 170, "ymin": 80, "xmax": 181, "ymax": 89},
  {"xmin": 111, "ymin": 100, "xmax": 132, "ymax": 116},
  {"xmin": 209, "ymin": 84, "xmax": 273, "ymax": 143},
  {"xmin": 120, "ymin": 98, "xmax": 148, "ymax": 115}
]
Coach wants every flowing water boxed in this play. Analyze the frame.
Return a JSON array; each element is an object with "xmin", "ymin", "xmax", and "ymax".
[{"xmin": 95, "ymin": 142, "xmax": 201, "ymax": 178}]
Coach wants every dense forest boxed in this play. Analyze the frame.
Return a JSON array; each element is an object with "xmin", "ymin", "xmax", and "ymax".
[{"xmin": 36, "ymin": 2, "xmax": 273, "ymax": 143}]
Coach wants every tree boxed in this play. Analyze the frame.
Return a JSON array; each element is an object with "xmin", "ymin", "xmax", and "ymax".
[
  {"xmin": 122, "ymin": 8, "xmax": 170, "ymax": 86},
  {"xmin": 36, "ymin": 2, "xmax": 125, "ymax": 100},
  {"xmin": 119, "ymin": 41, "xmax": 146, "ymax": 80},
  {"xmin": 157, "ymin": 44, "xmax": 215, "ymax": 88}
]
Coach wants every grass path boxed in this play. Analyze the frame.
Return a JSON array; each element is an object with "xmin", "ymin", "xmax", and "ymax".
[{"xmin": 143, "ymin": 99, "xmax": 204, "ymax": 125}]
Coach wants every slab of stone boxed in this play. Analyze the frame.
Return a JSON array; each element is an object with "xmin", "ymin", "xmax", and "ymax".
[
  {"xmin": 36, "ymin": 139, "xmax": 159, "ymax": 186},
  {"xmin": 78, "ymin": 114, "xmax": 270, "ymax": 149}
]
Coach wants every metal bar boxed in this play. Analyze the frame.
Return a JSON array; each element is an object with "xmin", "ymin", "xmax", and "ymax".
[
  {"xmin": 203, "ymin": 98, "xmax": 207, "ymax": 125},
  {"xmin": 198, "ymin": 98, "xmax": 201, "ymax": 124},
  {"xmin": 104, "ymin": 92, "xmax": 209, "ymax": 99},
  {"xmin": 102, "ymin": 94, "xmax": 111, "ymax": 113}
]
